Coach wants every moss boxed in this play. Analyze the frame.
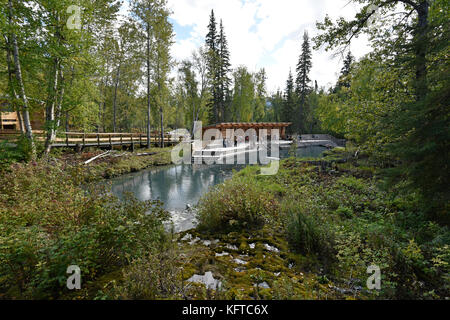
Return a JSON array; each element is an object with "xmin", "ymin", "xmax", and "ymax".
[{"xmin": 82, "ymin": 147, "xmax": 173, "ymax": 182}]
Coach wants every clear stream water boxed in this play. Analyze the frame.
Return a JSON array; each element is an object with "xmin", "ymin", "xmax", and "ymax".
[{"xmin": 108, "ymin": 146, "xmax": 327, "ymax": 232}]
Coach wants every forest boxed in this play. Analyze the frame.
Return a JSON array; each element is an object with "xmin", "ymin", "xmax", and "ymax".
[{"xmin": 0, "ymin": 0, "xmax": 448, "ymax": 301}]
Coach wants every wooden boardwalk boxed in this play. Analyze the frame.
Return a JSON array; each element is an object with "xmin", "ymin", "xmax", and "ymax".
[{"xmin": 0, "ymin": 130, "xmax": 179, "ymax": 150}]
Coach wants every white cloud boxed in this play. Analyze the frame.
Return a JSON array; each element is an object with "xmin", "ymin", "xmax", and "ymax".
[{"xmin": 163, "ymin": 0, "xmax": 373, "ymax": 92}]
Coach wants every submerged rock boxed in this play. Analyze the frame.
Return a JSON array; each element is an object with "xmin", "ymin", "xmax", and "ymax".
[
  {"xmin": 234, "ymin": 258, "xmax": 247, "ymax": 265},
  {"xmin": 187, "ymin": 272, "xmax": 222, "ymax": 290},
  {"xmin": 203, "ymin": 239, "xmax": 219, "ymax": 246},
  {"xmin": 168, "ymin": 209, "xmax": 198, "ymax": 233},
  {"xmin": 264, "ymin": 244, "xmax": 280, "ymax": 253},
  {"xmin": 181, "ymin": 234, "xmax": 192, "ymax": 241},
  {"xmin": 215, "ymin": 252, "xmax": 230, "ymax": 257},
  {"xmin": 254, "ymin": 282, "xmax": 270, "ymax": 289},
  {"xmin": 226, "ymin": 244, "xmax": 239, "ymax": 251},
  {"xmin": 189, "ymin": 237, "xmax": 201, "ymax": 245}
]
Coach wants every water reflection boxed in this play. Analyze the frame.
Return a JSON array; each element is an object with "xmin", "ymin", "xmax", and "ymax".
[{"xmin": 109, "ymin": 146, "xmax": 326, "ymax": 211}]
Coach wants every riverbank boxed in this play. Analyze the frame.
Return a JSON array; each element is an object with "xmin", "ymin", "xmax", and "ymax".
[
  {"xmin": 1, "ymin": 146, "xmax": 448, "ymax": 300},
  {"xmin": 51, "ymin": 147, "xmax": 174, "ymax": 182},
  {"xmin": 158, "ymin": 147, "xmax": 448, "ymax": 300}
]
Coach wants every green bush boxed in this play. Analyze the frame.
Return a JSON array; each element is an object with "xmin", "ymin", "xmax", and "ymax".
[
  {"xmin": 0, "ymin": 139, "xmax": 27, "ymax": 169},
  {"xmin": 196, "ymin": 176, "xmax": 279, "ymax": 233},
  {"xmin": 283, "ymin": 201, "xmax": 335, "ymax": 260},
  {"xmin": 109, "ymin": 246, "xmax": 183, "ymax": 300},
  {"xmin": 0, "ymin": 162, "xmax": 170, "ymax": 299}
]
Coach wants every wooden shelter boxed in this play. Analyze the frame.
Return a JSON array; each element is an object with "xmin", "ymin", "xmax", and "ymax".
[
  {"xmin": 202, "ymin": 122, "xmax": 292, "ymax": 140},
  {"xmin": 0, "ymin": 99, "xmax": 45, "ymax": 131}
]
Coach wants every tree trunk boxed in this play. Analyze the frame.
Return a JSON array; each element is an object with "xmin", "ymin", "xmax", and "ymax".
[
  {"xmin": 54, "ymin": 69, "xmax": 65, "ymax": 134},
  {"xmin": 112, "ymin": 64, "xmax": 121, "ymax": 133},
  {"xmin": 160, "ymin": 107, "xmax": 164, "ymax": 148},
  {"xmin": 3, "ymin": 34, "xmax": 23, "ymax": 133},
  {"xmin": 44, "ymin": 58, "xmax": 59, "ymax": 155},
  {"xmin": 65, "ymin": 110, "xmax": 69, "ymax": 132},
  {"xmin": 414, "ymin": 1, "xmax": 429, "ymax": 102},
  {"xmin": 191, "ymin": 100, "xmax": 196, "ymax": 135},
  {"xmin": 8, "ymin": 0, "xmax": 35, "ymax": 157},
  {"xmin": 44, "ymin": 11, "xmax": 63, "ymax": 155},
  {"xmin": 146, "ymin": 24, "xmax": 151, "ymax": 148}
]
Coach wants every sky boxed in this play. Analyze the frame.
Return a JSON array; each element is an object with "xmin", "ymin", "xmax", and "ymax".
[{"xmin": 120, "ymin": 0, "xmax": 373, "ymax": 93}]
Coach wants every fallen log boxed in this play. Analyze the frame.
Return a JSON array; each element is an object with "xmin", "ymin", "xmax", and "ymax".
[
  {"xmin": 136, "ymin": 152, "xmax": 157, "ymax": 156},
  {"xmin": 84, "ymin": 151, "xmax": 111, "ymax": 165}
]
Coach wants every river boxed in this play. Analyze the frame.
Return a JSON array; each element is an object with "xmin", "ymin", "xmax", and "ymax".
[{"xmin": 108, "ymin": 145, "xmax": 327, "ymax": 232}]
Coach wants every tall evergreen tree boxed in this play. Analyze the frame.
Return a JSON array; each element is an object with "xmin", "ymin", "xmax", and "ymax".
[
  {"xmin": 218, "ymin": 20, "xmax": 231, "ymax": 122},
  {"xmin": 295, "ymin": 31, "xmax": 312, "ymax": 133},
  {"xmin": 283, "ymin": 70, "xmax": 296, "ymax": 134},
  {"xmin": 335, "ymin": 51, "xmax": 354, "ymax": 90},
  {"xmin": 205, "ymin": 10, "xmax": 220, "ymax": 124}
]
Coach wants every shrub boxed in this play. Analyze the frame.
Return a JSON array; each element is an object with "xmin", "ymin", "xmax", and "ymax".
[
  {"xmin": 0, "ymin": 162, "xmax": 170, "ymax": 299},
  {"xmin": 283, "ymin": 201, "xmax": 335, "ymax": 261},
  {"xmin": 196, "ymin": 176, "xmax": 279, "ymax": 233},
  {"xmin": 0, "ymin": 140, "xmax": 27, "ymax": 170},
  {"xmin": 109, "ymin": 246, "xmax": 183, "ymax": 300}
]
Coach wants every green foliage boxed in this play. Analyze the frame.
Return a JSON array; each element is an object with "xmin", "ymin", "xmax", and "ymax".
[
  {"xmin": 0, "ymin": 140, "xmax": 26, "ymax": 167},
  {"xmin": 0, "ymin": 136, "xmax": 45, "ymax": 169},
  {"xmin": 284, "ymin": 200, "xmax": 334, "ymax": 258},
  {"xmin": 217, "ymin": 155, "xmax": 450, "ymax": 299},
  {"xmin": 0, "ymin": 162, "xmax": 169, "ymax": 299},
  {"xmin": 109, "ymin": 246, "xmax": 183, "ymax": 300},
  {"xmin": 196, "ymin": 176, "xmax": 279, "ymax": 234},
  {"xmin": 231, "ymin": 66, "xmax": 255, "ymax": 122},
  {"xmin": 313, "ymin": 0, "xmax": 449, "ymax": 219}
]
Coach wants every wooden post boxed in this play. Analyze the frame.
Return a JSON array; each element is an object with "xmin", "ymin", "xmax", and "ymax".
[
  {"xmin": 97, "ymin": 133, "xmax": 100, "ymax": 148},
  {"xmin": 139, "ymin": 134, "xmax": 142, "ymax": 147},
  {"xmin": 120, "ymin": 134, "xmax": 123, "ymax": 146},
  {"xmin": 66, "ymin": 132, "xmax": 69, "ymax": 147},
  {"xmin": 82, "ymin": 132, "xmax": 86, "ymax": 147},
  {"xmin": 109, "ymin": 134, "xmax": 112, "ymax": 149}
]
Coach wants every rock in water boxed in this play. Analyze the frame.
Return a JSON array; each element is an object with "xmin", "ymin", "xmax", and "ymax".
[{"xmin": 187, "ymin": 272, "xmax": 222, "ymax": 290}]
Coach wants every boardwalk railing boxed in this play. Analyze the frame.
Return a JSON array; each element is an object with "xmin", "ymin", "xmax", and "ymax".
[
  {"xmin": 299, "ymin": 134, "xmax": 346, "ymax": 147},
  {"xmin": 0, "ymin": 130, "xmax": 178, "ymax": 149}
]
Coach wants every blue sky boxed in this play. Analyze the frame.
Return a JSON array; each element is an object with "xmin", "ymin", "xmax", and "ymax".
[{"xmin": 120, "ymin": 0, "xmax": 373, "ymax": 92}]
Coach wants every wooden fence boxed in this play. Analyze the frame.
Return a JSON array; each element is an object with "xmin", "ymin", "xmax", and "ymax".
[{"xmin": 0, "ymin": 130, "xmax": 178, "ymax": 149}]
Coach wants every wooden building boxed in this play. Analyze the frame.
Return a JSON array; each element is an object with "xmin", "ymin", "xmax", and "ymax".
[
  {"xmin": 202, "ymin": 122, "xmax": 292, "ymax": 140},
  {"xmin": 0, "ymin": 100, "xmax": 45, "ymax": 131}
]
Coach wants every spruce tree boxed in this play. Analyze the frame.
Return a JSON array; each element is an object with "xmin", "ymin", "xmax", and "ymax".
[
  {"xmin": 283, "ymin": 70, "xmax": 296, "ymax": 134},
  {"xmin": 336, "ymin": 51, "xmax": 354, "ymax": 89},
  {"xmin": 295, "ymin": 31, "xmax": 312, "ymax": 133},
  {"xmin": 218, "ymin": 20, "xmax": 231, "ymax": 122},
  {"xmin": 205, "ymin": 10, "xmax": 220, "ymax": 124}
]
